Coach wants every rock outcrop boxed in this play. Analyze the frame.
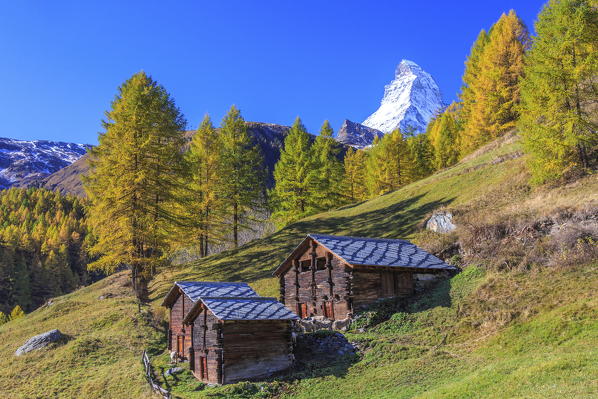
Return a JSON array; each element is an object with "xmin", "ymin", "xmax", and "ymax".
[
  {"xmin": 295, "ymin": 316, "xmax": 352, "ymax": 333},
  {"xmin": 294, "ymin": 332, "xmax": 356, "ymax": 362},
  {"xmin": 15, "ymin": 329, "xmax": 66, "ymax": 356},
  {"xmin": 336, "ymin": 119, "xmax": 383, "ymax": 149},
  {"xmin": 426, "ymin": 211, "xmax": 456, "ymax": 233}
]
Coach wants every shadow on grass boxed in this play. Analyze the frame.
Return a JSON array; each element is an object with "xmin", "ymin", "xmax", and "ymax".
[{"xmin": 150, "ymin": 193, "xmax": 455, "ymax": 301}]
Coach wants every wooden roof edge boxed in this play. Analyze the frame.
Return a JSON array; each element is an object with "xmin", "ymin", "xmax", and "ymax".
[
  {"xmin": 351, "ymin": 263, "xmax": 456, "ymax": 272},
  {"xmin": 272, "ymin": 234, "xmax": 356, "ymax": 276},
  {"xmin": 160, "ymin": 284, "xmax": 182, "ymax": 307},
  {"xmin": 308, "ymin": 235, "xmax": 355, "ymax": 268},
  {"xmin": 272, "ymin": 236, "xmax": 312, "ymax": 277},
  {"xmin": 182, "ymin": 300, "xmax": 204, "ymax": 325},
  {"xmin": 271, "ymin": 234, "xmax": 458, "ymax": 277}
]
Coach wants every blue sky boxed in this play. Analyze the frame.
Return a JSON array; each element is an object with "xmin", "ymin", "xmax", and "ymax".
[{"xmin": 0, "ymin": 1, "xmax": 546, "ymax": 144}]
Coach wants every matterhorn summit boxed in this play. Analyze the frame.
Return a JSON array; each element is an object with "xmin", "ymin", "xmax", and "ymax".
[{"xmin": 362, "ymin": 60, "xmax": 444, "ymax": 134}]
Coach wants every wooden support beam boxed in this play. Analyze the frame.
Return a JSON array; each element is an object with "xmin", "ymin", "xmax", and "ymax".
[
  {"xmin": 293, "ymin": 259, "xmax": 300, "ymax": 302},
  {"xmin": 326, "ymin": 253, "xmax": 334, "ymax": 297},
  {"xmin": 310, "ymin": 241, "xmax": 317, "ymax": 300}
]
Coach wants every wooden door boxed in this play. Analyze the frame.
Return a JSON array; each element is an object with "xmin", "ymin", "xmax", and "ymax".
[
  {"xmin": 177, "ymin": 336, "xmax": 184, "ymax": 354},
  {"xmin": 298, "ymin": 303, "xmax": 308, "ymax": 318},
  {"xmin": 323, "ymin": 301, "xmax": 334, "ymax": 319},
  {"xmin": 380, "ymin": 271, "xmax": 394, "ymax": 297},
  {"xmin": 199, "ymin": 355, "xmax": 208, "ymax": 380},
  {"xmin": 395, "ymin": 272, "xmax": 414, "ymax": 296}
]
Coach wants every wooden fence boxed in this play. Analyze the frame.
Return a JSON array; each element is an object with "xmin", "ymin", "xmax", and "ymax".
[{"xmin": 142, "ymin": 350, "xmax": 171, "ymax": 399}]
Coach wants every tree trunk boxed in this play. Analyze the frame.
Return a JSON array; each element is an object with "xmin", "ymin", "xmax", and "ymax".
[
  {"xmin": 199, "ymin": 234, "xmax": 205, "ymax": 259},
  {"xmin": 233, "ymin": 202, "xmax": 238, "ymax": 248},
  {"xmin": 571, "ymin": 46, "xmax": 589, "ymax": 169}
]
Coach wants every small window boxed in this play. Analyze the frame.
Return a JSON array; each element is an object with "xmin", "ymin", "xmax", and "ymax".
[
  {"xmin": 316, "ymin": 257, "xmax": 327, "ymax": 270},
  {"xmin": 300, "ymin": 259, "xmax": 311, "ymax": 272}
]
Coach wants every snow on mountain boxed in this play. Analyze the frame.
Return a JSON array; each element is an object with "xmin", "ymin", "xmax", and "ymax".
[
  {"xmin": 336, "ymin": 119, "xmax": 383, "ymax": 149},
  {"xmin": 0, "ymin": 137, "xmax": 90, "ymax": 190},
  {"xmin": 362, "ymin": 59, "xmax": 445, "ymax": 135}
]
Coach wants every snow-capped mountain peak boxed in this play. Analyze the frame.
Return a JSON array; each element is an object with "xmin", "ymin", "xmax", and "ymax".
[
  {"xmin": 362, "ymin": 59, "xmax": 444, "ymax": 134},
  {"xmin": 0, "ymin": 137, "xmax": 91, "ymax": 189}
]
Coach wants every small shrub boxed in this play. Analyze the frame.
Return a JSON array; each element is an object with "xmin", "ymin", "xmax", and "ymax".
[
  {"xmin": 9, "ymin": 305, "xmax": 25, "ymax": 320},
  {"xmin": 210, "ymin": 381, "xmax": 283, "ymax": 399},
  {"xmin": 312, "ymin": 330, "xmax": 337, "ymax": 339},
  {"xmin": 90, "ymin": 313, "xmax": 121, "ymax": 330},
  {"xmin": 373, "ymin": 312, "xmax": 416, "ymax": 334},
  {"xmin": 151, "ymin": 306, "xmax": 167, "ymax": 326},
  {"xmin": 351, "ymin": 298, "xmax": 404, "ymax": 330},
  {"xmin": 70, "ymin": 337, "xmax": 103, "ymax": 357}
]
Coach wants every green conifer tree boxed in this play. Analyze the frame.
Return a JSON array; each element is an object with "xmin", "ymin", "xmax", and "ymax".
[
  {"xmin": 180, "ymin": 115, "xmax": 226, "ymax": 256},
  {"xmin": 343, "ymin": 147, "xmax": 368, "ymax": 202},
  {"xmin": 308, "ymin": 120, "xmax": 345, "ymax": 209},
  {"xmin": 407, "ymin": 133, "xmax": 434, "ymax": 179},
  {"xmin": 270, "ymin": 117, "xmax": 317, "ymax": 228},
  {"xmin": 84, "ymin": 71, "xmax": 187, "ymax": 297},
  {"xmin": 218, "ymin": 106, "xmax": 265, "ymax": 247},
  {"xmin": 462, "ymin": 11, "xmax": 531, "ymax": 154},
  {"xmin": 12, "ymin": 249, "xmax": 32, "ymax": 311},
  {"xmin": 429, "ymin": 103, "xmax": 462, "ymax": 169},
  {"xmin": 366, "ymin": 130, "xmax": 413, "ymax": 196},
  {"xmin": 459, "ymin": 29, "xmax": 489, "ymax": 142},
  {"xmin": 519, "ymin": 0, "xmax": 598, "ymax": 183}
]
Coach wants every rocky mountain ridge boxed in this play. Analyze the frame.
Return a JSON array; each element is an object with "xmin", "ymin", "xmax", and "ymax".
[
  {"xmin": 5, "ymin": 122, "xmax": 318, "ymax": 196},
  {"xmin": 335, "ymin": 119, "xmax": 383, "ymax": 149},
  {"xmin": 0, "ymin": 137, "xmax": 90, "ymax": 190}
]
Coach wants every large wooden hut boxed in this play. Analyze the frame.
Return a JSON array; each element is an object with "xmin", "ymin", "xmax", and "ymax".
[
  {"xmin": 161, "ymin": 282, "xmax": 259, "ymax": 359},
  {"xmin": 273, "ymin": 234, "xmax": 457, "ymax": 320},
  {"xmin": 182, "ymin": 296, "xmax": 298, "ymax": 384}
]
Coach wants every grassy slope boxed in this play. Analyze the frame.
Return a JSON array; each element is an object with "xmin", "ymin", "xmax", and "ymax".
[
  {"xmin": 147, "ymin": 135, "xmax": 597, "ymax": 398},
  {"xmin": 150, "ymin": 137, "xmax": 528, "ymax": 301},
  {"xmin": 150, "ymin": 135, "xmax": 595, "ymax": 301},
  {"xmin": 0, "ymin": 273, "xmax": 162, "ymax": 399},
  {"xmin": 2, "ymin": 135, "xmax": 596, "ymax": 398}
]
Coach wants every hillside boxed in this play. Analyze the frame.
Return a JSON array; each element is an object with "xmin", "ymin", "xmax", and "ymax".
[{"xmin": 1, "ymin": 134, "xmax": 596, "ymax": 398}]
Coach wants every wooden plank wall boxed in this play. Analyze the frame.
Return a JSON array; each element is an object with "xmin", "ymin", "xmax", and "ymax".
[
  {"xmin": 281, "ymin": 240, "xmax": 352, "ymax": 320},
  {"xmin": 191, "ymin": 309, "xmax": 222, "ymax": 384},
  {"xmin": 352, "ymin": 269, "xmax": 414, "ymax": 310},
  {"xmin": 169, "ymin": 294, "xmax": 184, "ymax": 354},
  {"xmin": 168, "ymin": 292, "xmax": 196, "ymax": 358},
  {"xmin": 222, "ymin": 320, "xmax": 293, "ymax": 384}
]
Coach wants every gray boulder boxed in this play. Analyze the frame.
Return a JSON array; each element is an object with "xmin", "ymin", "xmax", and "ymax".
[
  {"xmin": 15, "ymin": 329, "xmax": 65, "ymax": 356},
  {"xmin": 298, "ymin": 318, "xmax": 315, "ymax": 333},
  {"xmin": 426, "ymin": 212, "xmax": 456, "ymax": 233},
  {"xmin": 165, "ymin": 367, "xmax": 184, "ymax": 376},
  {"xmin": 313, "ymin": 317, "xmax": 333, "ymax": 331},
  {"xmin": 332, "ymin": 318, "xmax": 351, "ymax": 331}
]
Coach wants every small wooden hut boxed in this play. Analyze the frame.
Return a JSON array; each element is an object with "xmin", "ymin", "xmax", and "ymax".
[
  {"xmin": 161, "ymin": 282, "xmax": 259, "ymax": 359},
  {"xmin": 273, "ymin": 234, "xmax": 457, "ymax": 320},
  {"xmin": 182, "ymin": 296, "xmax": 298, "ymax": 384}
]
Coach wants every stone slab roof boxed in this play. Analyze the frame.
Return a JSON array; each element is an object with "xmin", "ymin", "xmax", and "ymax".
[{"xmin": 308, "ymin": 234, "xmax": 456, "ymax": 270}]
